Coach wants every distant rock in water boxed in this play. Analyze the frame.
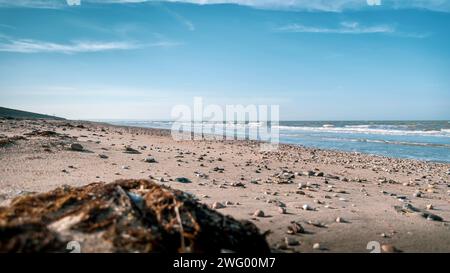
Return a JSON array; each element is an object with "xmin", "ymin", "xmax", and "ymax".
[{"xmin": 0, "ymin": 179, "xmax": 269, "ymax": 253}]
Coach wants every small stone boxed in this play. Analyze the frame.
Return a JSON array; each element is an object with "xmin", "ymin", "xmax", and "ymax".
[
  {"xmin": 70, "ymin": 143, "xmax": 83, "ymax": 151},
  {"xmin": 287, "ymin": 222, "xmax": 305, "ymax": 234},
  {"xmin": 225, "ymin": 201, "xmax": 234, "ymax": 206},
  {"xmin": 278, "ymin": 207, "xmax": 286, "ymax": 214},
  {"xmin": 381, "ymin": 244, "xmax": 398, "ymax": 253},
  {"xmin": 230, "ymin": 182, "xmax": 245, "ymax": 188},
  {"xmin": 426, "ymin": 204, "xmax": 433, "ymax": 210},
  {"xmin": 212, "ymin": 202, "xmax": 224, "ymax": 209},
  {"xmin": 253, "ymin": 209, "xmax": 265, "ymax": 217},
  {"xmin": 413, "ymin": 191, "xmax": 422, "ymax": 198},
  {"xmin": 335, "ymin": 217, "xmax": 345, "ymax": 223},
  {"xmin": 313, "ymin": 243, "xmax": 321, "ymax": 250},
  {"xmin": 121, "ymin": 165, "xmax": 129, "ymax": 170},
  {"xmin": 285, "ymin": 237, "xmax": 299, "ymax": 246},
  {"xmin": 124, "ymin": 147, "xmax": 141, "ymax": 154},
  {"xmin": 144, "ymin": 157, "xmax": 157, "ymax": 163},
  {"xmin": 153, "ymin": 177, "xmax": 163, "ymax": 182},
  {"xmin": 426, "ymin": 214, "xmax": 443, "ymax": 221},
  {"xmin": 175, "ymin": 177, "xmax": 191, "ymax": 183},
  {"xmin": 98, "ymin": 154, "xmax": 108, "ymax": 159},
  {"xmin": 307, "ymin": 221, "xmax": 326, "ymax": 228},
  {"xmin": 302, "ymin": 204, "xmax": 312, "ymax": 211}
]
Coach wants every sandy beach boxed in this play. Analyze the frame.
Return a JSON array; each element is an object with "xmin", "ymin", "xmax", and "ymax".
[{"xmin": 1, "ymin": 118, "xmax": 449, "ymax": 252}]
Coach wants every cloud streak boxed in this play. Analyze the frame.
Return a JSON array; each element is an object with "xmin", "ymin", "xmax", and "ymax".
[
  {"xmin": 277, "ymin": 21, "xmax": 395, "ymax": 34},
  {"xmin": 1, "ymin": 0, "xmax": 450, "ymax": 12},
  {"xmin": 0, "ymin": 35, "xmax": 179, "ymax": 54}
]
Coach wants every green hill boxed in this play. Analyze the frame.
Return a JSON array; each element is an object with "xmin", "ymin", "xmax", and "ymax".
[{"xmin": 0, "ymin": 107, "xmax": 64, "ymax": 120}]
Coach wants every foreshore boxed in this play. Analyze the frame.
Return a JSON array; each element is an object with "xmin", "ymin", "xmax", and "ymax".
[{"xmin": 1, "ymin": 118, "xmax": 449, "ymax": 252}]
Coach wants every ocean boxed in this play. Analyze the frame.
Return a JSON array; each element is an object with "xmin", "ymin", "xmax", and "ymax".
[{"xmin": 104, "ymin": 120, "xmax": 450, "ymax": 163}]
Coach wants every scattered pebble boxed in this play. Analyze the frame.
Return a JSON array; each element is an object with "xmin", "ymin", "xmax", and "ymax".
[
  {"xmin": 212, "ymin": 202, "xmax": 224, "ymax": 209},
  {"xmin": 285, "ymin": 237, "xmax": 299, "ymax": 246},
  {"xmin": 144, "ymin": 157, "xmax": 157, "ymax": 163},
  {"xmin": 253, "ymin": 209, "xmax": 265, "ymax": 217},
  {"xmin": 175, "ymin": 177, "xmax": 191, "ymax": 183},
  {"xmin": 70, "ymin": 143, "xmax": 83, "ymax": 151},
  {"xmin": 287, "ymin": 222, "xmax": 305, "ymax": 234},
  {"xmin": 381, "ymin": 244, "xmax": 398, "ymax": 253},
  {"xmin": 413, "ymin": 190, "xmax": 422, "ymax": 198}
]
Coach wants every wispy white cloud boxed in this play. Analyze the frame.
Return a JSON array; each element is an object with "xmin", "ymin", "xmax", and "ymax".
[
  {"xmin": 158, "ymin": 4, "xmax": 196, "ymax": 31},
  {"xmin": 1, "ymin": 0, "xmax": 450, "ymax": 12},
  {"xmin": 113, "ymin": 0, "xmax": 450, "ymax": 12},
  {"xmin": 276, "ymin": 21, "xmax": 394, "ymax": 34},
  {"xmin": 0, "ymin": 35, "xmax": 179, "ymax": 54}
]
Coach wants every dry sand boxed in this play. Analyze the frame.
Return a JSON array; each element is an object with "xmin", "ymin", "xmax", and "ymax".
[{"xmin": 1, "ymin": 118, "xmax": 449, "ymax": 252}]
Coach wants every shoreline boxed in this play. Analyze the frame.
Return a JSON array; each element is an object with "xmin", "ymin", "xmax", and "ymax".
[
  {"xmin": 99, "ymin": 120, "xmax": 450, "ymax": 165},
  {"xmin": 1, "ymin": 118, "xmax": 449, "ymax": 252}
]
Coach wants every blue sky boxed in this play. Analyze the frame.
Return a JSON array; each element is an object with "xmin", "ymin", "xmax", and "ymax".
[{"xmin": 0, "ymin": 0, "xmax": 449, "ymax": 120}]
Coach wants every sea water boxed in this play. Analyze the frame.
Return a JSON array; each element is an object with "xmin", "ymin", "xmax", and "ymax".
[{"xmin": 103, "ymin": 120, "xmax": 450, "ymax": 163}]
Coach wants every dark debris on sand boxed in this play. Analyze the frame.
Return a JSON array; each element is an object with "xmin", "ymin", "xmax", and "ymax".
[
  {"xmin": 0, "ymin": 179, "xmax": 270, "ymax": 253},
  {"xmin": 0, "ymin": 136, "xmax": 27, "ymax": 147}
]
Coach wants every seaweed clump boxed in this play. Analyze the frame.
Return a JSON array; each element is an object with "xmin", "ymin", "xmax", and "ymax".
[{"xmin": 0, "ymin": 179, "xmax": 270, "ymax": 253}]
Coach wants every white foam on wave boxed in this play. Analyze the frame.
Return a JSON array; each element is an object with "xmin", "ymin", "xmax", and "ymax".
[{"xmin": 274, "ymin": 125, "xmax": 450, "ymax": 137}]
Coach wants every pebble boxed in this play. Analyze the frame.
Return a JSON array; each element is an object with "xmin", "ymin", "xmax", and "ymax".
[
  {"xmin": 212, "ymin": 202, "xmax": 225, "ymax": 209},
  {"xmin": 413, "ymin": 190, "xmax": 422, "ymax": 197},
  {"xmin": 302, "ymin": 204, "xmax": 312, "ymax": 211},
  {"xmin": 287, "ymin": 222, "xmax": 305, "ymax": 234},
  {"xmin": 124, "ymin": 147, "xmax": 141, "ymax": 154},
  {"xmin": 70, "ymin": 143, "xmax": 83, "ymax": 151},
  {"xmin": 285, "ymin": 237, "xmax": 299, "ymax": 246},
  {"xmin": 426, "ymin": 214, "xmax": 442, "ymax": 221},
  {"xmin": 381, "ymin": 244, "xmax": 398, "ymax": 253},
  {"xmin": 253, "ymin": 209, "xmax": 265, "ymax": 217},
  {"xmin": 175, "ymin": 177, "xmax": 192, "ymax": 183},
  {"xmin": 426, "ymin": 204, "xmax": 433, "ymax": 210},
  {"xmin": 313, "ymin": 243, "xmax": 321, "ymax": 250},
  {"xmin": 335, "ymin": 217, "xmax": 345, "ymax": 223},
  {"xmin": 278, "ymin": 207, "xmax": 286, "ymax": 214},
  {"xmin": 144, "ymin": 157, "xmax": 157, "ymax": 163},
  {"xmin": 99, "ymin": 154, "xmax": 108, "ymax": 159}
]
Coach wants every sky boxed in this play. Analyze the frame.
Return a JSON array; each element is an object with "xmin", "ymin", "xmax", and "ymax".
[{"xmin": 0, "ymin": 0, "xmax": 449, "ymax": 120}]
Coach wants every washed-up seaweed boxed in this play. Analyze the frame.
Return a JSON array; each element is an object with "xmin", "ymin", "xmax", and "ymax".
[{"xmin": 0, "ymin": 179, "xmax": 270, "ymax": 253}]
